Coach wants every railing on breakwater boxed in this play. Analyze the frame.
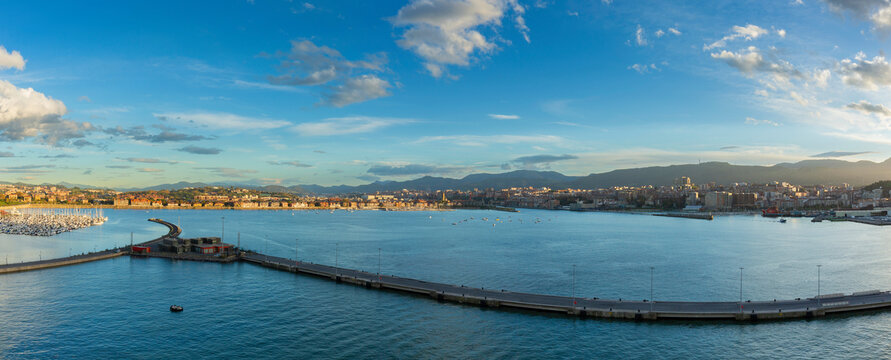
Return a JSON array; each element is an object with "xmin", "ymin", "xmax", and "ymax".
[
  {"xmin": 0, "ymin": 218, "xmax": 181, "ymax": 274},
  {"xmin": 241, "ymin": 252, "xmax": 891, "ymax": 322}
]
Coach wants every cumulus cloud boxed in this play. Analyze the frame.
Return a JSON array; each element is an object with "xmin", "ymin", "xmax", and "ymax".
[
  {"xmin": 823, "ymin": 0, "xmax": 887, "ymax": 16},
  {"xmin": 391, "ymin": 0, "xmax": 529, "ymax": 77},
  {"xmin": 177, "ymin": 146, "xmax": 222, "ymax": 155},
  {"xmin": 0, "ymin": 80, "xmax": 94, "ymax": 146},
  {"xmin": 839, "ymin": 54, "xmax": 891, "ymax": 90},
  {"xmin": 822, "ymin": 0, "xmax": 891, "ymax": 32},
  {"xmin": 704, "ymin": 24, "xmax": 769, "ymax": 50},
  {"xmin": 628, "ymin": 63, "xmax": 659, "ymax": 74},
  {"xmin": 268, "ymin": 160, "xmax": 312, "ymax": 167},
  {"xmin": 321, "ymin": 75, "xmax": 391, "ymax": 107},
  {"xmin": 488, "ymin": 114, "xmax": 519, "ymax": 119},
  {"xmin": 846, "ymin": 100, "xmax": 891, "ymax": 116},
  {"xmin": 292, "ymin": 116, "xmax": 412, "ymax": 136},
  {"xmin": 635, "ymin": 25, "xmax": 647, "ymax": 46},
  {"xmin": 267, "ymin": 39, "xmax": 392, "ymax": 106},
  {"xmin": 710, "ymin": 46, "xmax": 802, "ymax": 80},
  {"xmin": 0, "ymin": 46, "xmax": 25, "ymax": 70}
]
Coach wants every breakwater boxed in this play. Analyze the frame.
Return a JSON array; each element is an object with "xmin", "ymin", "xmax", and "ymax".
[
  {"xmin": 0, "ymin": 218, "xmax": 179, "ymax": 274},
  {"xmin": 242, "ymin": 252, "xmax": 891, "ymax": 321},
  {"xmin": 653, "ymin": 212, "xmax": 714, "ymax": 220}
]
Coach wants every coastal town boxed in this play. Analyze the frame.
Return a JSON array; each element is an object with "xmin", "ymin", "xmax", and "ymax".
[{"xmin": 1, "ymin": 177, "xmax": 889, "ymax": 214}]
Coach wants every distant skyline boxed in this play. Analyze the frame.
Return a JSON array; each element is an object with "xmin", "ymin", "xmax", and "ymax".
[{"xmin": 2, "ymin": 0, "xmax": 891, "ymax": 187}]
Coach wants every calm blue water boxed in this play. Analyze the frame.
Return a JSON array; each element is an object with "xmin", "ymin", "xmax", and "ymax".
[{"xmin": 1, "ymin": 209, "xmax": 891, "ymax": 359}]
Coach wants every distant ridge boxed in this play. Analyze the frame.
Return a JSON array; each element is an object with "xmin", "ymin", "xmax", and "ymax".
[{"xmin": 13, "ymin": 158, "xmax": 890, "ymax": 194}]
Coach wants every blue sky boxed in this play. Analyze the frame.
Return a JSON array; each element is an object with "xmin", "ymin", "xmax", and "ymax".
[{"xmin": 2, "ymin": 0, "xmax": 891, "ymax": 187}]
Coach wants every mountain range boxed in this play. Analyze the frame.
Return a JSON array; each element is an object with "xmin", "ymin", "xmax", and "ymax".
[{"xmin": 94, "ymin": 158, "xmax": 891, "ymax": 194}]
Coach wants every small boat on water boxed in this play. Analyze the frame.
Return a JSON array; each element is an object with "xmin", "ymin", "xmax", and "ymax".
[
  {"xmin": 170, "ymin": 305, "xmax": 183, "ymax": 312},
  {"xmin": 779, "ymin": 218, "xmax": 787, "ymax": 223}
]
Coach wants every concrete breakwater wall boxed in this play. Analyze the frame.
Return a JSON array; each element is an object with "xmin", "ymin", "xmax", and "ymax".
[
  {"xmin": 0, "ymin": 218, "xmax": 181, "ymax": 275},
  {"xmin": 241, "ymin": 253, "xmax": 891, "ymax": 322},
  {"xmin": 0, "ymin": 250, "xmax": 125, "ymax": 274}
]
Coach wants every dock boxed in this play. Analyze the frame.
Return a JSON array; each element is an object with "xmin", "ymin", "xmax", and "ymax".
[{"xmin": 5, "ymin": 218, "xmax": 891, "ymax": 322}]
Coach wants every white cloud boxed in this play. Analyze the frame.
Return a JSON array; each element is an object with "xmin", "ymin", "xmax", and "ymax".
[
  {"xmin": 777, "ymin": 29, "xmax": 787, "ymax": 38},
  {"xmin": 704, "ymin": 24, "xmax": 769, "ymax": 50},
  {"xmin": 872, "ymin": 5, "xmax": 891, "ymax": 30},
  {"xmin": 789, "ymin": 91, "xmax": 809, "ymax": 106},
  {"xmin": 823, "ymin": 0, "xmax": 891, "ymax": 32},
  {"xmin": 0, "ymin": 80, "xmax": 93, "ymax": 145},
  {"xmin": 655, "ymin": 29, "xmax": 665, "ymax": 38},
  {"xmin": 668, "ymin": 27, "xmax": 682, "ymax": 36},
  {"xmin": 839, "ymin": 54, "xmax": 891, "ymax": 90},
  {"xmin": 635, "ymin": 25, "xmax": 647, "ymax": 46},
  {"xmin": 414, "ymin": 134, "xmax": 564, "ymax": 146},
  {"xmin": 628, "ymin": 63, "xmax": 659, "ymax": 74},
  {"xmin": 322, "ymin": 75, "xmax": 391, "ymax": 107},
  {"xmin": 846, "ymin": 100, "xmax": 891, "ymax": 116},
  {"xmin": 292, "ymin": 116, "xmax": 412, "ymax": 136},
  {"xmin": 0, "ymin": 46, "xmax": 25, "ymax": 71},
  {"xmin": 488, "ymin": 113, "xmax": 519, "ymax": 119},
  {"xmin": 745, "ymin": 117, "xmax": 780, "ymax": 126},
  {"xmin": 825, "ymin": 131, "xmax": 891, "ymax": 145},
  {"xmin": 391, "ymin": 0, "xmax": 529, "ymax": 77},
  {"xmin": 710, "ymin": 46, "xmax": 801, "ymax": 81},
  {"xmin": 154, "ymin": 112, "xmax": 291, "ymax": 130},
  {"xmin": 267, "ymin": 39, "xmax": 391, "ymax": 106},
  {"xmin": 812, "ymin": 69, "xmax": 831, "ymax": 88}
]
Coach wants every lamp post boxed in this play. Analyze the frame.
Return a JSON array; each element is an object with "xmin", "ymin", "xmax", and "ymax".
[
  {"xmin": 817, "ymin": 264, "xmax": 822, "ymax": 308},
  {"xmin": 650, "ymin": 266, "xmax": 655, "ymax": 312},
  {"xmin": 571, "ymin": 264, "xmax": 576, "ymax": 308},
  {"xmin": 739, "ymin": 267, "xmax": 744, "ymax": 314}
]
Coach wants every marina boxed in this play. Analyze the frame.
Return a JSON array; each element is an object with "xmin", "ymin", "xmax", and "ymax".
[{"xmin": 0, "ymin": 207, "xmax": 107, "ymax": 236}]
